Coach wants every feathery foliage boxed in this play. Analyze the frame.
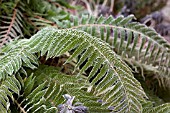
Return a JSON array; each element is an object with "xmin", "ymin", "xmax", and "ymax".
[
  {"xmin": 0, "ymin": 75, "xmax": 20, "ymax": 113},
  {"xmin": 0, "ymin": 45, "xmax": 38, "ymax": 80},
  {"xmin": 0, "ymin": 26, "xmax": 148, "ymax": 112},
  {"xmin": 143, "ymin": 103, "xmax": 170, "ymax": 113},
  {"xmin": 24, "ymin": 65, "xmax": 107, "ymax": 112},
  {"xmin": 0, "ymin": 1, "xmax": 170, "ymax": 112},
  {"xmin": 0, "ymin": 0, "xmax": 71, "ymax": 48},
  {"xmin": 28, "ymin": 27, "xmax": 147, "ymax": 112},
  {"xmin": 0, "ymin": 6, "xmax": 24, "ymax": 47},
  {"xmin": 56, "ymin": 14, "xmax": 170, "ymax": 79}
]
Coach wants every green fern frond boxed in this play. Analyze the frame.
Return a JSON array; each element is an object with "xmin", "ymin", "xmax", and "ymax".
[
  {"xmin": 28, "ymin": 16, "xmax": 58, "ymax": 30},
  {"xmin": 16, "ymin": 72, "xmax": 58, "ymax": 113},
  {"xmin": 57, "ymin": 15, "xmax": 170, "ymax": 77},
  {"xmin": 13, "ymin": 65, "xmax": 108, "ymax": 112},
  {"xmin": 0, "ymin": 27, "xmax": 147, "ymax": 112},
  {"xmin": 0, "ymin": 1, "xmax": 169, "ymax": 112},
  {"xmin": 0, "ymin": 9, "xmax": 24, "ymax": 48},
  {"xmin": 0, "ymin": 46, "xmax": 38, "ymax": 80},
  {"xmin": 0, "ymin": 75, "xmax": 21, "ymax": 113},
  {"xmin": 143, "ymin": 103, "xmax": 170, "ymax": 113},
  {"xmin": 23, "ymin": 27, "xmax": 147, "ymax": 112},
  {"xmin": 33, "ymin": 65, "xmax": 108, "ymax": 112}
]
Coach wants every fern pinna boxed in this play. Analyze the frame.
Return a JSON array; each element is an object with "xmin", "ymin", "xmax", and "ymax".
[{"xmin": 0, "ymin": 16, "xmax": 170, "ymax": 112}]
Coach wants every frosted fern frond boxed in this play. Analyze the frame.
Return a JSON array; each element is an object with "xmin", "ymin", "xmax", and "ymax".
[
  {"xmin": 0, "ymin": 9, "xmax": 24, "ymax": 48},
  {"xmin": 0, "ymin": 27, "xmax": 147, "ymax": 112},
  {"xmin": 58, "ymin": 15, "xmax": 170, "ymax": 77},
  {"xmin": 31, "ymin": 65, "xmax": 109, "ymax": 112},
  {"xmin": 0, "ymin": 76, "xmax": 21, "ymax": 113},
  {"xmin": 13, "ymin": 72, "xmax": 58, "ymax": 113},
  {"xmin": 0, "ymin": 46, "xmax": 38, "ymax": 80},
  {"xmin": 22, "ymin": 27, "xmax": 147, "ymax": 112},
  {"xmin": 13, "ymin": 65, "xmax": 108, "ymax": 112},
  {"xmin": 143, "ymin": 103, "xmax": 170, "ymax": 113}
]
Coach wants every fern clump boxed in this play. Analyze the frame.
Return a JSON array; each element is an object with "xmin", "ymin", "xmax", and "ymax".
[
  {"xmin": 0, "ymin": 26, "xmax": 147, "ymax": 112},
  {"xmin": 28, "ymin": 27, "xmax": 147, "ymax": 112},
  {"xmin": 0, "ymin": 13, "xmax": 170, "ymax": 112}
]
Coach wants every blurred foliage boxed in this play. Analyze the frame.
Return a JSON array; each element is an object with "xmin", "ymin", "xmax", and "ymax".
[{"xmin": 122, "ymin": 0, "xmax": 167, "ymax": 19}]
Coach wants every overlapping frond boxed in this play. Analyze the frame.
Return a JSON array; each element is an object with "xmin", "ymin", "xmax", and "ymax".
[
  {"xmin": 0, "ymin": 9, "xmax": 24, "ymax": 48},
  {"xmin": 14, "ymin": 71, "xmax": 58, "ymax": 113},
  {"xmin": 12, "ymin": 65, "xmax": 108, "ymax": 112},
  {"xmin": 1, "ymin": 21, "xmax": 170, "ymax": 112},
  {"xmin": 0, "ymin": 45, "xmax": 38, "ymax": 80},
  {"xmin": 28, "ymin": 16, "xmax": 58, "ymax": 30},
  {"xmin": 58, "ymin": 15, "xmax": 170, "ymax": 77},
  {"xmin": 143, "ymin": 103, "xmax": 170, "ymax": 113},
  {"xmin": 31, "ymin": 65, "xmax": 109, "ymax": 112},
  {"xmin": 0, "ymin": 75, "xmax": 21, "ymax": 113},
  {"xmin": 21, "ymin": 27, "xmax": 146, "ymax": 112},
  {"xmin": 0, "ymin": 26, "xmax": 147, "ymax": 112}
]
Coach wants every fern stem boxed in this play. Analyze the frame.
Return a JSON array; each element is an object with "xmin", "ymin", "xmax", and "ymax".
[
  {"xmin": 34, "ymin": 16, "xmax": 58, "ymax": 28},
  {"xmin": 1, "ymin": 9, "xmax": 17, "ymax": 47},
  {"xmin": 14, "ymin": 99, "xmax": 27, "ymax": 113},
  {"xmin": 110, "ymin": 0, "xmax": 114, "ymax": 12}
]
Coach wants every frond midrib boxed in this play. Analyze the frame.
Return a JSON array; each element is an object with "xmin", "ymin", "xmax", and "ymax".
[{"xmin": 14, "ymin": 98, "xmax": 26, "ymax": 113}]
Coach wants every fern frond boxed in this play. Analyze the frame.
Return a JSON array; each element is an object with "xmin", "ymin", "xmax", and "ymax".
[
  {"xmin": 143, "ymin": 103, "xmax": 170, "ymax": 113},
  {"xmin": 15, "ymin": 72, "xmax": 58, "ymax": 113},
  {"xmin": 58, "ymin": 15, "xmax": 170, "ymax": 77},
  {"xmin": 22, "ymin": 27, "xmax": 147, "ymax": 112},
  {"xmin": 13, "ymin": 65, "xmax": 108, "ymax": 112},
  {"xmin": 0, "ymin": 9, "xmax": 24, "ymax": 48},
  {"xmin": 0, "ymin": 75, "xmax": 21, "ymax": 113},
  {"xmin": 14, "ymin": 91, "xmax": 58, "ymax": 112},
  {"xmin": 33, "ymin": 65, "xmax": 108, "ymax": 112},
  {"xmin": 0, "ymin": 46, "xmax": 38, "ymax": 80},
  {"xmin": 0, "ymin": 26, "xmax": 147, "ymax": 112}
]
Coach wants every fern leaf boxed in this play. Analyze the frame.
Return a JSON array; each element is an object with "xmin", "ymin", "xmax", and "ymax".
[
  {"xmin": 25, "ymin": 27, "xmax": 147, "ymax": 112},
  {"xmin": 13, "ymin": 65, "xmax": 108, "ymax": 112},
  {"xmin": 0, "ymin": 46, "xmax": 38, "ymax": 80},
  {"xmin": 59, "ymin": 15, "xmax": 170, "ymax": 78},
  {"xmin": 0, "ymin": 26, "xmax": 151, "ymax": 112},
  {"xmin": 28, "ymin": 16, "xmax": 57, "ymax": 30},
  {"xmin": 0, "ymin": 76, "xmax": 21, "ymax": 113},
  {"xmin": 143, "ymin": 103, "xmax": 170, "ymax": 113},
  {"xmin": 32, "ymin": 65, "xmax": 109, "ymax": 112},
  {"xmin": 0, "ymin": 9, "xmax": 24, "ymax": 48}
]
